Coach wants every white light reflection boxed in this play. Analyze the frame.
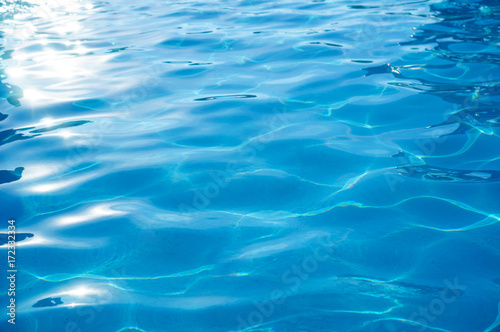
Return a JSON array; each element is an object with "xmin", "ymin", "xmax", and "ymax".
[
  {"xmin": 29, "ymin": 284, "xmax": 109, "ymax": 310},
  {"xmin": 63, "ymin": 286, "xmax": 103, "ymax": 297},
  {"xmin": 22, "ymin": 88, "xmax": 48, "ymax": 104},
  {"xmin": 29, "ymin": 179, "xmax": 73, "ymax": 193},
  {"xmin": 2, "ymin": 0, "xmax": 97, "ymax": 106},
  {"xmin": 53, "ymin": 129, "xmax": 80, "ymax": 139},
  {"xmin": 19, "ymin": 163, "xmax": 60, "ymax": 181},
  {"xmin": 6, "ymin": 233, "xmax": 105, "ymax": 249},
  {"xmin": 55, "ymin": 204, "xmax": 127, "ymax": 227},
  {"xmin": 27, "ymin": 171, "xmax": 96, "ymax": 193}
]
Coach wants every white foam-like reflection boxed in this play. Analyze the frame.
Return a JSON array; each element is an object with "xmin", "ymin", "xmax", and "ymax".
[
  {"xmin": 28, "ymin": 178, "xmax": 78, "ymax": 193},
  {"xmin": 62, "ymin": 285, "xmax": 104, "ymax": 298},
  {"xmin": 25, "ymin": 166, "xmax": 100, "ymax": 193},
  {"xmin": 10, "ymin": 233, "xmax": 104, "ymax": 248},
  {"xmin": 55, "ymin": 203, "xmax": 127, "ymax": 227},
  {"xmin": 21, "ymin": 283, "xmax": 113, "ymax": 313},
  {"xmin": 18, "ymin": 163, "xmax": 60, "ymax": 181},
  {"xmin": 2, "ymin": 0, "xmax": 97, "ymax": 106},
  {"xmin": 23, "ymin": 88, "xmax": 50, "ymax": 104}
]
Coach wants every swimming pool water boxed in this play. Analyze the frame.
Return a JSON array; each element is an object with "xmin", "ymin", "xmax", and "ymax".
[{"xmin": 1, "ymin": 0, "xmax": 500, "ymax": 331}]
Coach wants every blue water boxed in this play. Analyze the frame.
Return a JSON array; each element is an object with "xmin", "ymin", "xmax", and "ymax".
[{"xmin": 1, "ymin": 0, "xmax": 500, "ymax": 331}]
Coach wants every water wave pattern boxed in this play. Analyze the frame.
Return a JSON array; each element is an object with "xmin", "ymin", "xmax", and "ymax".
[{"xmin": 0, "ymin": 0, "xmax": 499, "ymax": 331}]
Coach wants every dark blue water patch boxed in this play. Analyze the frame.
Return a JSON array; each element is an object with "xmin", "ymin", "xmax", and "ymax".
[
  {"xmin": 351, "ymin": 59, "xmax": 373, "ymax": 63},
  {"xmin": 0, "ymin": 128, "xmax": 38, "ymax": 147},
  {"xmin": 429, "ymin": 107, "xmax": 500, "ymax": 136},
  {"xmin": 32, "ymin": 297, "xmax": 63, "ymax": 308},
  {"xmin": 162, "ymin": 60, "xmax": 193, "ymax": 64},
  {"xmin": 194, "ymin": 94, "xmax": 257, "ymax": 101},
  {"xmin": 186, "ymin": 30, "xmax": 213, "ymax": 34},
  {"xmin": 105, "ymin": 46, "xmax": 129, "ymax": 53},
  {"xmin": 308, "ymin": 41, "xmax": 343, "ymax": 47},
  {"xmin": 347, "ymin": 5, "xmax": 379, "ymax": 9},
  {"xmin": 189, "ymin": 62, "xmax": 213, "ymax": 66},
  {"xmin": 0, "ymin": 232, "xmax": 33, "ymax": 245},
  {"xmin": 0, "ymin": 120, "xmax": 91, "ymax": 147},
  {"xmin": 0, "ymin": 167, "xmax": 24, "ymax": 185},
  {"xmin": 158, "ymin": 37, "xmax": 217, "ymax": 48},
  {"xmin": 397, "ymin": 164, "xmax": 500, "ymax": 183}
]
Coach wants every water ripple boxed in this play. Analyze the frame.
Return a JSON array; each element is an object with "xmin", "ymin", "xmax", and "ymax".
[{"xmin": 1, "ymin": 0, "xmax": 499, "ymax": 331}]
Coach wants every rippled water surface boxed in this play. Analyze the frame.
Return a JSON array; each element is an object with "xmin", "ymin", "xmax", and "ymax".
[{"xmin": 1, "ymin": 0, "xmax": 500, "ymax": 331}]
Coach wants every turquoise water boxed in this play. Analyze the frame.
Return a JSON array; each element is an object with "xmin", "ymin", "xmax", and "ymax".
[{"xmin": 1, "ymin": 0, "xmax": 500, "ymax": 331}]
